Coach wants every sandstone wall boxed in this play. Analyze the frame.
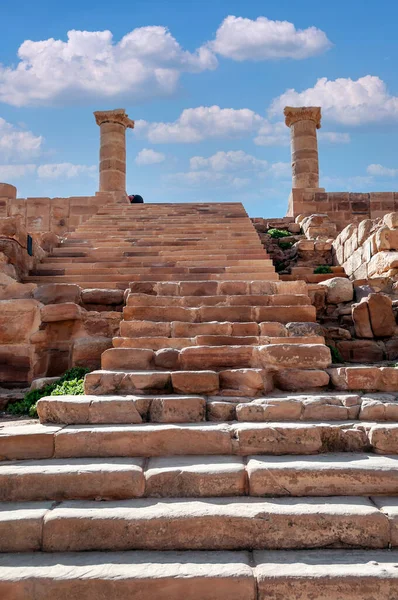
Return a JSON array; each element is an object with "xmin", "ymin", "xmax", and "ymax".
[
  {"xmin": 288, "ymin": 189, "xmax": 398, "ymax": 231},
  {"xmin": 332, "ymin": 213, "xmax": 398, "ymax": 280},
  {"xmin": 0, "ymin": 184, "xmax": 127, "ymax": 236}
]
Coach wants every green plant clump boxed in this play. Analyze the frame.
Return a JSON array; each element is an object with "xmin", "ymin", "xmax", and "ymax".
[
  {"xmin": 279, "ymin": 241, "xmax": 294, "ymax": 250},
  {"xmin": 268, "ymin": 228, "xmax": 291, "ymax": 239},
  {"xmin": 328, "ymin": 345, "xmax": 344, "ymax": 364},
  {"xmin": 7, "ymin": 367, "xmax": 89, "ymax": 418},
  {"xmin": 314, "ymin": 265, "xmax": 333, "ymax": 274}
]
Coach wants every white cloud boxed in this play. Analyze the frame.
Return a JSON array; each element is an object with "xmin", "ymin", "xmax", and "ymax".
[
  {"xmin": 268, "ymin": 162, "xmax": 291, "ymax": 178},
  {"xmin": 167, "ymin": 170, "xmax": 226, "ymax": 186},
  {"xmin": 168, "ymin": 152, "xmax": 289, "ymax": 190},
  {"xmin": 190, "ymin": 150, "xmax": 267, "ymax": 172},
  {"xmin": 0, "ymin": 118, "xmax": 43, "ymax": 161},
  {"xmin": 319, "ymin": 131, "xmax": 350, "ymax": 143},
  {"xmin": 322, "ymin": 175, "xmax": 374, "ymax": 190},
  {"xmin": 37, "ymin": 163, "xmax": 96, "ymax": 179},
  {"xmin": 136, "ymin": 105, "xmax": 265, "ymax": 143},
  {"xmin": 210, "ymin": 15, "xmax": 331, "ymax": 60},
  {"xmin": 367, "ymin": 163, "xmax": 398, "ymax": 177},
  {"xmin": 270, "ymin": 75, "xmax": 398, "ymax": 125},
  {"xmin": 136, "ymin": 106, "xmax": 289, "ymax": 146},
  {"xmin": 135, "ymin": 148, "xmax": 165, "ymax": 165},
  {"xmin": 0, "ymin": 164, "xmax": 36, "ymax": 180},
  {"xmin": 253, "ymin": 120, "xmax": 288, "ymax": 146},
  {"xmin": 0, "ymin": 27, "xmax": 217, "ymax": 106}
]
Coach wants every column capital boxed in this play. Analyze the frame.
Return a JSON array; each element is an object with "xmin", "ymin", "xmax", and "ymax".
[
  {"xmin": 284, "ymin": 106, "xmax": 321, "ymax": 129},
  {"xmin": 94, "ymin": 108, "xmax": 135, "ymax": 129}
]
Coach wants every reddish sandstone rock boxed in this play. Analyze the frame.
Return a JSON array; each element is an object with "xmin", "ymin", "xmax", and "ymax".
[
  {"xmin": 154, "ymin": 349, "xmax": 179, "ymax": 370},
  {"xmin": 171, "ymin": 371, "xmax": 219, "ymax": 395},
  {"xmin": 72, "ymin": 337, "xmax": 113, "ymax": 370},
  {"xmin": 149, "ymin": 396, "xmax": 206, "ymax": 423},
  {"xmin": 41, "ymin": 302, "xmax": 85, "ymax": 322},
  {"xmin": 219, "ymin": 369, "xmax": 267, "ymax": 396},
  {"xmin": 34, "ymin": 283, "xmax": 81, "ymax": 305},
  {"xmin": 101, "ymin": 348, "xmax": 154, "ymax": 371},
  {"xmin": 367, "ymin": 294, "xmax": 396, "ymax": 337},
  {"xmin": 81, "ymin": 289, "xmax": 124, "ymax": 305},
  {"xmin": 274, "ymin": 369, "xmax": 330, "ymax": 391},
  {"xmin": 352, "ymin": 300, "xmax": 373, "ymax": 338},
  {"xmin": 0, "ymin": 299, "xmax": 41, "ymax": 344},
  {"xmin": 256, "ymin": 344, "xmax": 331, "ymax": 370},
  {"xmin": 336, "ymin": 340, "xmax": 384, "ymax": 363}
]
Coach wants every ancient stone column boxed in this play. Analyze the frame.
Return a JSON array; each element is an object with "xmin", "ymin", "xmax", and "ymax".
[
  {"xmin": 94, "ymin": 108, "xmax": 134, "ymax": 193},
  {"xmin": 284, "ymin": 106, "xmax": 321, "ymax": 189}
]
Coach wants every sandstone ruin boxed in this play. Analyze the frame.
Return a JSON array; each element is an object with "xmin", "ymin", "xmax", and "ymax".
[{"xmin": 1, "ymin": 106, "xmax": 398, "ymax": 597}]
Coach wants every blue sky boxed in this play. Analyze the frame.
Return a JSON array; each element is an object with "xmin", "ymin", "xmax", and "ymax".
[{"xmin": 1, "ymin": 0, "xmax": 398, "ymax": 216}]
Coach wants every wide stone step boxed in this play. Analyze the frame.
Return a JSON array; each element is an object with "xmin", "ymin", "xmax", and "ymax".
[
  {"xmin": 3, "ymin": 422, "xmax": 397, "ymax": 460},
  {"xmin": 40, "ymin": 258, "xmax": 271, "ymax": 268},
  {"xmin": 125, "ymin": 294, "xmax": 311, "ymax": 307},
  {"xmin": 119, "ymin": 320, "xmax": 289, "ymax": 338},
  {"xmin": 0, "ymin": 496, "xmax": 389, "ymax": 552},
  {"xmin": 0, "ymin": 550, "xmax": 256, "ymax": 599},
  {"xmin": 123, "ymin": 305, "xmax": 315, "ymax": 323},
  {"xmin": 2, "ymin": 454, "xmax": 398, "ymax": 502},
  {"xmin": 25, "ymin": 272, "xmax": 279, "ymax": 283},
  {"xmin": 99, "ymin": 344, "xmax": 331, "ymax": 372},
  {"xmin": 36, "ymin": 390, "xmax": 368, "ymax": 425},
  {"xmin": 2, "ymin": 549, "xmax": 395, "ymax": 599},
  {"xmin": 129, "ymin": 280, "xmax": 307, "ymax": 297},
  {"xmin": 33, "ymin": 266, "xmax": 275, "ymax": 276},
  {"xmin": 111, "ymin": 335, "xmax": 325, "ymax": 349}
]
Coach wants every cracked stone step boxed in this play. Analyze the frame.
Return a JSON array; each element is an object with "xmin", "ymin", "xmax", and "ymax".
[
  {"xmin": 247, "ymin": 453, "xmax": 398, "ymax": 496},
  {"xmin": 254, "ymin": 549, "xmax": 398, "ymax": 599},
  {"xmin": 111, "ymin": 335, "xmax": 325, "ymax": 350},
  {"xmin": 5, "ymin": 422, "xmax": 396, "ymax": 461},
  {"xmin": 0, "ymin": 458, "xmax": 146, "ymax": 501},
  {"xmin": 125, "ymin": 293, "xmax": 310, "ymax": 307},
  {"xmin": 0, "ymin": 550, "xmax": 256, "ymax": 600},
  {"xmin": 123, "ymin": 305, "xmax": 315, "ymax": 323},
  {"xmin": 0, "ymin": 496, "xmax": 386, "ymax": 552}
]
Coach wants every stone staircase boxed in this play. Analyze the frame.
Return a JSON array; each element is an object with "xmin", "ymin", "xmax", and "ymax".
[
  {"xmin": 3, "ymin": 201, "xmax": 398, "ymax": 597},
  {"xmin": 26, "ymin": 202, "xmax": 276, "ymax": 289}
]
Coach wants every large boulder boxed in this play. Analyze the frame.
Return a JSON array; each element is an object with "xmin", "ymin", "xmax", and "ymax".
[
  {"xmin": 0, "ymin": 299, "xmax": 41, "ymax": 344},
  {"xmin": 352, "ymin": 300, "xmax": 373, "ymax": 338},
  {"xmin": 320, "ymin": 277, "xmax": 353, "ymax": 304},
  {"xmin": 367, "ymin": 293, "xmax": 396, "ymax": 337},
  {"xmin": 34, "ymin": 284, "xmax": 81, "ymax": 305}
]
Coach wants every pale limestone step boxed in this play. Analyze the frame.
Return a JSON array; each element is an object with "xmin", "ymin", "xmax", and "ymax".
[
  {"xmin": 0, "ymin": 496, "xmax": 387, "ymax": 552},
  {"xmin": 2, "ymin": 422, "xmax": 395, "ymax": 461},
  {"xmin": 0, "ymin": 551, "xmax": 256, "ymax": 599},
  {"xmin": 0, "ymin": 458, "xmax": 145, "ymax": 501}
]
